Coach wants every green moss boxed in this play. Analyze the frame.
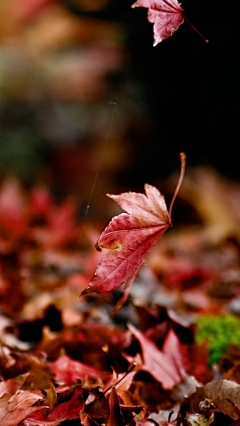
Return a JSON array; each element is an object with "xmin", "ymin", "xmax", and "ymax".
[{"xmin": 195, "ymin": 315, "xmax": 240, "ymax": 366}]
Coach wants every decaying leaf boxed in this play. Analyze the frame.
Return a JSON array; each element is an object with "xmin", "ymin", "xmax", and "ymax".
[
  {"xmin": 191, "ymin": 379, "xmax": 240, "ymax": 420},
  {"xmin": 186, "ymin": 413, "xmax": 215, "ymax": 426},
  {"xmin": 107, "ymin": 387, "xmax": 125, "ymax": 426},
  {"xmin": 24, "ymin": 387, "xmax": 84, "ymax": 425},
  {"xmin": 81, "ymin": 153, "xmax": 186, "ymax": 312},
  {"xmin": 0, "ymin": 390, "xmax": 45, "ymax": 426}
]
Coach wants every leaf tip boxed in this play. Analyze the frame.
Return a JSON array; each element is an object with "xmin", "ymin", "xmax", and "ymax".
[
  {"xmin": 131, "ymin": 1, "xmax": 139, "ymax": 8},
  {"xmin": 153, "ymin": 39, "xmax": 162, "ymax": 47},
  {"xmin": 106, "ymin": 193, "xmax": 115, "ymax": 200},
  {"xmin": 80, "ymin": 286, "xmax": 92, "ymax": 297}
]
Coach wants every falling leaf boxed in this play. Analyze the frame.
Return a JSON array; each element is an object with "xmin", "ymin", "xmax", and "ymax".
[
  {"xmin": 131, "ymin": 0, "xmax": 208, "ymax": 45},
  {"xmin": 132, "ymin": 0, "xmax": 184, "ymax": 45},
  {"xmin": 81, "ymin": 153, "xmax": 186, "ymax": 312}
]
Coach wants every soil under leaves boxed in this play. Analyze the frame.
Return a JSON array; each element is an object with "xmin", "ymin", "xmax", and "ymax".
[{"xmin": 1, "ymin": 168, "xmax": 240, "ymax": 425}]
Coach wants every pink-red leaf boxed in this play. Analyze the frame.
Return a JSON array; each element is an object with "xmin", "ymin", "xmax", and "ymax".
[
  {"xmin": 81, "ymin": 184, "xmax": 171, "ymax": 311},
  {"xmin": 129, "ymin": 325, "xmax": 186, "ymax": 389},
  {"xmin": 49, "ymin": 354, "xmax": 101, "ymax": 384},
  {"xmin": 25, "ymin": 387, "xmax": 84, "ymax": 425},
  {"xmin": 81, "ymin": 154, "xmax": 185, "ymax": 312},
  {"xmin": 132, "ymin": 0, "xmax": 184, "ymax": 45},
  {"xmin": 0, "ymin": 373, "xmax": 29, "ymax": 398}
]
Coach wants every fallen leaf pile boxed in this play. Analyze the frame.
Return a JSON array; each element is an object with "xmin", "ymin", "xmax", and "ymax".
[{"xmin": 2, "ymin": 166, "xmax": 240, "ymax": 425}]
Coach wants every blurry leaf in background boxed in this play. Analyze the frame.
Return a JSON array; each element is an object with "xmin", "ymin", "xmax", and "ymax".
[
  {"xmin": 70, "ymin": 0, "xmax": 110, "ymax": 12},
  {"xmin": 0, "ymin": 177, "xmax": 27, "ymax": 234},
  {"xmin": 25, "ymin": 7, "xmax": 124, "ymax": 55}
]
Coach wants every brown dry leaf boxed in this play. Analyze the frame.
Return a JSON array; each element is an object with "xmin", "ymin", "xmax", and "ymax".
[
  {"xmin": 191, "ymin": 379, "xmax": 240, "ymax": 420},
  {"xmin": 0, "ymin": 350, "xmax": 54, "ymax": 390},
  {"xmin": 181, "ymin": 168, "xmax": 240, "ymax": 243},
  {"xmin": 186, "ymin": 413, "xmax": 215, "ymax": 426},
  {"xmin": 107, "ymin": 387, "xmax": 125, "ymax": 426},
  {"xmin": 0, "ymin": 390, "xmax": 45, "ymax": 426}
]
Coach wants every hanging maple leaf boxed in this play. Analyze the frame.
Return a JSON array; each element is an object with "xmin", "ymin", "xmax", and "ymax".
[
  {"xmin": 131, "ymin": 0, "xmax": 208, "ymax": 45},
  {"xmin": 81, "ymin": 153, "xmax": 186, "ymax": 313}
]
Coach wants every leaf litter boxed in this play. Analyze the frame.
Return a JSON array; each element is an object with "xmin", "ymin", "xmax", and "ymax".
[{"xmin": 2, "ymin": 164, "xmax": 240, "ymax": 425}]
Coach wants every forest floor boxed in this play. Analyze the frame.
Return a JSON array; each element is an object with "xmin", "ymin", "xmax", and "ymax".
[{"xmin": 1, "ymin": 167, "xmax": 240, "ymax": 425}]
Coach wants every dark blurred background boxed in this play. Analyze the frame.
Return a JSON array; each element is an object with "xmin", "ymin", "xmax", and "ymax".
[{"xmin": 0, "ymin": 0, "xmax": 239, "ymax": 201}]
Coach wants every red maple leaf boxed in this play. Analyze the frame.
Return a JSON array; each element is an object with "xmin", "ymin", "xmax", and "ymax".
[
  {"xmin": 129, "ymin": 325, "xmax": 186, "ymax": 389},
  {"xmin": 132, "ymin": 0, "xmax": 208, "ymax": 45},
  {"xmin": 49, "ymin": 354, "xmax": 101, "ymax": 384},
  {"xmin": 24, "ymin": 387, "xmax": 84, "ymax": 425},
  {"xmin": 0, "ymin": 390, "xmax": 46, "ymax": 426},
  {"xmin": 81, "ymin": 153, "xmax": 186, "ymax": 313}
]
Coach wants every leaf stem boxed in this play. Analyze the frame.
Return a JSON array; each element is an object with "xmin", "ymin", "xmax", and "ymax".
[
  {"xmin": 168, "ymin": 152, "xmax": 186, "ymax": 226},
  {"xmin": 183, "ymin": 14, "xmax": 209, "ymax": 43},
  {"xmin": 103, "ymin": 362, "xmax": 137, "ymax": 395}
]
